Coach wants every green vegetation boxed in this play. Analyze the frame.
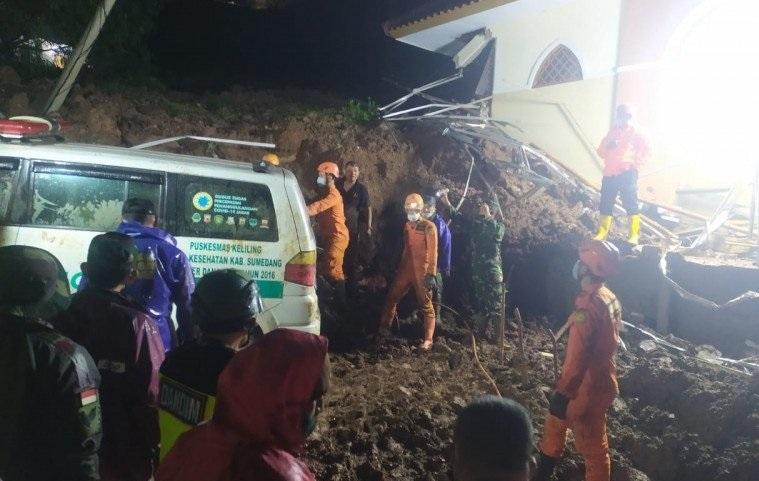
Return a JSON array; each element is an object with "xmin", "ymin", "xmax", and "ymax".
[{"xmin": 343, "ymin": 98, "xmax": 381, "ymax": 124}]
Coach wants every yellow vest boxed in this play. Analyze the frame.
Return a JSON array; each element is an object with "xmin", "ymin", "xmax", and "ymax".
[{"xmin": 158, "ymin": 375, "xmax": 216, "ymax": 460}]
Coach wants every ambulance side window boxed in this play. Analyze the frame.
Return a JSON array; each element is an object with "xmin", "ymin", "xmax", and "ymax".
[
  {"xmin": 0, "ymin": 158, "xmax": 18, "ymax": 221},
  {"xmin": 178, "ymin": 176, "xmax": 278, "ymax": 242},
  {"xmin": 30, "ymin": 164, "xmax": 162, "ymax": 231}
]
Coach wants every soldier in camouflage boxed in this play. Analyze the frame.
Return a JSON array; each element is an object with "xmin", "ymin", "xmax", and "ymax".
[
  {"xmin": 440, "ymin": 193, "xmax": 506, "ymax": 339},
  {"xmin": 0, "ymin": 245, "xmax": 102, "ymax": 481}
]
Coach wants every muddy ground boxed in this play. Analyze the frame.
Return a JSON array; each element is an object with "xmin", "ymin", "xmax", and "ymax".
[
  {"xmin": 306, "ymin": 311, "xmax": 759, "ymax": 481},
  {"xmin": 4, "ymin": 73, "xmax": 758, "ymax": 480}
]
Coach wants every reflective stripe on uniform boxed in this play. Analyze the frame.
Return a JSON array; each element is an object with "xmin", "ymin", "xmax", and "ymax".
[{"xmin": 158, "ymin": 375, "xmax": 216, "ymax": 460}]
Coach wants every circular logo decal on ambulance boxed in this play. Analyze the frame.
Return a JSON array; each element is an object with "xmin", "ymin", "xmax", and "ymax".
[{"xmin": 192, "ymin": 192, "xmax": 214, "ymax": 211}]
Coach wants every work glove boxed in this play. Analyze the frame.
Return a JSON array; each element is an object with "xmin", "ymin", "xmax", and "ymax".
[
  {"xmin": 548, "ymin": 391, "xmax": 569, "ymax": 420},
  {"xmin": 424, "ymin": 274, "xmax": 437, "ymax": 290}
]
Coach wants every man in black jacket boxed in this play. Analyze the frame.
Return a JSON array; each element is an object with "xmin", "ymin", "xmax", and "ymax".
[{"xmin": 0, "ymin": 245, "xmax": 102, "ymax": 481}]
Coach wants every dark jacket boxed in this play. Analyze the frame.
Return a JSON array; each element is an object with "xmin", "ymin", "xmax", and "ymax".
[
  {"xmin": 117, "ymin": 220, "xmax": 195, "ymax": 351},
  {"xmin": 57, "ymin": 289, "xmax": 165, "ymax": 481},
  {"xmin": 157, "ymin": 329, "xmax": 328, "ymax": 481},
  {"xmin": 0, "ymin": 314, "xmax": 102, "ymax": 481},
  {"xmin": 160, "ymin": 338, "xmax": 236, "ymax": 395}
]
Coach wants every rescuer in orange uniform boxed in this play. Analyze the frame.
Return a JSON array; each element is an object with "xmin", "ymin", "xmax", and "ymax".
[
  {"xmin": 307, "ymin": 161, "xmax": 350, "ymax": 308},
  {"xmin": 535, "ymin": 239, "xmax": 622, "ymax": 481},
  {"xmin": 595, "ymin": 104, "xmax": 652, "ymax": 245},
  {"xmin": 378, "ymin": 193, "xmax": 438, "ymax": 351}
]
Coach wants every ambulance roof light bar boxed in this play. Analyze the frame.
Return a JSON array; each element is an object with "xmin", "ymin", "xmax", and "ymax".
[{"xmin": 0, "ymin": 116, "xmax": 68, "ymax": 141}]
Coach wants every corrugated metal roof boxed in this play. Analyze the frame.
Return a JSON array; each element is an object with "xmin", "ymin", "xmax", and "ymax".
[
  {"xmin": 384, "ymin": 0, "xmax": 479, "ymax": 32},
  {"xmin": 383, "ymin": 0, "xmax": 516, "ymax": 39}
]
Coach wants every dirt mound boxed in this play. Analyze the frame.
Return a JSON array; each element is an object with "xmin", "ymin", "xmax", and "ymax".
[
  {"xmin": 306, "ymin": 314, "xmax": 759, "ymax": 481},
  {"xmin": 2, "ymin": 77, "xmax": 589, "ymax": 274}
]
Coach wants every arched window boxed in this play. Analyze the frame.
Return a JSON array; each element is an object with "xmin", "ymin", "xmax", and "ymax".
[{"xmin": 532, "ymin": 45, "xmax": 583, "ymax": 88}]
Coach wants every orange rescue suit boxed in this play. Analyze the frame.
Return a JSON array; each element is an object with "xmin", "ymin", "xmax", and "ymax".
[
  {"xmin": 597, "ymin": 125, "xmax": 651, "ymax": 177},
  {"xmin": 541, "ymin": 284, "xmax": 622, "ymax": 481},
  {"xmin": 307, "ymin": 185, "xmax": 349, "ymax": 282},
  {"xmin": 379, "ymin": 219, "xmax": 438, "ymax": 342}
]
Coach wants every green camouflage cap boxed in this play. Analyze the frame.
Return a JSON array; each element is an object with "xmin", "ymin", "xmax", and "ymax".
[{"xmin": 0, "ymin": 245, "xmax": 71, "ymax": 321}]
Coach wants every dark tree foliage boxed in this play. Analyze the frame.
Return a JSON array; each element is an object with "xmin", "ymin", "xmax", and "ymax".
[{"xmin": 0, "ymin": 0, "xmax": 163, "ymax": 80}]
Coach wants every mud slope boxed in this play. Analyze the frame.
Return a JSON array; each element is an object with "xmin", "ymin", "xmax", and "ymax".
[{"xmin": 306, "ymin": 316, "xmax": 759, "ymax": 481}]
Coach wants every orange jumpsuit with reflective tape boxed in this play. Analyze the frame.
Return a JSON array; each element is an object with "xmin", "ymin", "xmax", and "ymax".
[
  {"xmin": 307, "ymin": 185, "xmax": 349, "ymax": 282},
  {"xmin": 541, "ymin": 283, "xmax": 622, "ymax": 481},
  {"xmin": 379, "ymin": 219, "xmax": 438, "ymax": 342}
]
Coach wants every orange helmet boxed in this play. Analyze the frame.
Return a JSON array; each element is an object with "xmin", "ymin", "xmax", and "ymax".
[
  {"xmin": 317, "ymin": 161, "xmax": 340, "ymax": 178},
  {"xmin": 579, "ymin": 239, "xmax": 620, "ymax": 278},
  {"xmin": 404, "ymin": 193, "xmax": 424, "ymax": 211},
  {"xmin": 262, "ymin": 153, "xmax": 280, "ymax": 166}
]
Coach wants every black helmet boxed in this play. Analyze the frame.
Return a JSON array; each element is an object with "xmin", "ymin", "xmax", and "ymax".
[
  {"xmin": 0, "ymin": 245, "xmax": 71, "ymax": 321},
  {"xmin": 191, "ymin": 269, "xmax": 264, "ymax": 334}
]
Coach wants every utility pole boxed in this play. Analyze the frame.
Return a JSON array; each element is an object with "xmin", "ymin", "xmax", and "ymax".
[{"xmin": 42, "ymin": 0, "xmax": 117, "ymax": 115}]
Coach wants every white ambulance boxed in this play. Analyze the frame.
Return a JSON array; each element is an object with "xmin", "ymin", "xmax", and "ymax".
[{"xmin": 0, "ymin": 119, "xmax": 319, "ymax": 334}]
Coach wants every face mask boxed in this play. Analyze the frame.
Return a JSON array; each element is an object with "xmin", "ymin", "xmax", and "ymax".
[
  {"xmin": 407, "ymin": 212, "xmax": 421, "ymax": 222},
  {"xmin": 423, "ymin": 208, "xmax": 435, "ymax": 219},
  {"xmin": 316, "ymin": 175, "xmax": 327, "ymax": 186}
]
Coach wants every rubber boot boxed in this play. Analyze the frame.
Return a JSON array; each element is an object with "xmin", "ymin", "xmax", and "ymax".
[
  {"xmin": 333, "ymin": 280, "xmax": 347, "ymax": 315},
  {"xmin": 533, "ymin": 452, "xmax": 559, "ymax": 481},
  {"xmin": 627, "ymin": 213, "xmax": 641, "ymax": 245},
  {"xmin": 594, "ymin": 215, "xmax": 613, "ymax": 240}
]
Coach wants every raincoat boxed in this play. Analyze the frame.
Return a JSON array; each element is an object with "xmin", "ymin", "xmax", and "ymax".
[
  {"xmin": 57, "ymin": 288, "xmax": 165, "ymax": 481},
  {"xmin": 541, "ymin": 283, "xmax": 622, "ymax": 481},
  {"xmin": 156, "ymin": 329, "xmax": 328, "ymax": 481},
  {"xmin": 430, "ymin": 213, "xmax": 452, "ymax": 276},
  {"xmin": 117, "ymin": 220, "xmax": 194, "ymax": 351}
]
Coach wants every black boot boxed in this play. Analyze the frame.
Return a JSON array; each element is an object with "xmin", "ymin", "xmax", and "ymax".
[
  {"xmin": 333, "ymin": 280, "xmax": 348, "ymax": 315},
  {"xmin": 533, "ymin": 452, "xmax": 559, "ymax": 481}
]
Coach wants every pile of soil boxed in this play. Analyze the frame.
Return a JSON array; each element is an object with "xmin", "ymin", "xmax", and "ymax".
[
  {"xmin": 2, "ymin": 73, "xmax": 589, "ymax": 272},
  {"xmin": 306, "ymin": 314, "xmax": 759, "ymax": 481},
  {"xmin": 9, "ymin": 73, "xmax": 755, "ymax": 480}
]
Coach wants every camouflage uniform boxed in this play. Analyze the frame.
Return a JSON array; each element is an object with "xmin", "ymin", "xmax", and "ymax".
[
  {"xmin": 452, "ymin": 208, "xmax": 506, "ymax": 334},
  {"xmin": 0, "ymin": 246, "xmax": 102, "ymax": 481}
]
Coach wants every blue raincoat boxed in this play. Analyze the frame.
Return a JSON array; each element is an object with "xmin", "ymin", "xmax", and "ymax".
[
  {"xmin": 81, "ymin": 221, "xmax": 194, "ymax": 351},
  {"xmin": 430, "ymin": 214, "xmax": 452, "ymax": 276}
]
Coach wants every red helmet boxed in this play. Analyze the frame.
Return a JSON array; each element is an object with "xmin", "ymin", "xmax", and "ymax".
[
  {"xmin": 317, "ymin": 161, "xmax": 340, "ymax": 178},
  {"xmin": 579, "ymin": 239, "xmax": 620, "ymax": 278}
]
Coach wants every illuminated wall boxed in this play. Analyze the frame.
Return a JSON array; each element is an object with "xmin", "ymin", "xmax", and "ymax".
[{"xmin": 489, "ymin": 0, "xmax": 622, "ymax": 188}]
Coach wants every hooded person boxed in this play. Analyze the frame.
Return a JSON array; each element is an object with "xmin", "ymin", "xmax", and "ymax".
[
  {"xmin": 56, "ymin": 233, "xmax": 165, "ymax": 481},
  {"xmin": 535, "ymin": 239, "xmax": 623, "ymax": 481},
  {"xmin": 0, "ymin": 245, "xmax": 103, "ymax": 481},
  {"xmin": 307, "ymin": 161, "xmax": 349, "ymax": 310},
  {"xmin": 78, "ymin": 198, "xmax": 195, "ymax": 352},
  {"xmin": 378, "ymin": 193, "xmax": 438, "ymax": 351},
  {"xmin": 156, "ymin": 328, "xmax": 330, "ymax": 481}
]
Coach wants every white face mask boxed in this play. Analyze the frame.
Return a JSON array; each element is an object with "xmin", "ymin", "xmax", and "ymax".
[
  {"xmin": 316, "ymin": 175, "xmax": 327, "ymax": 186},
  {"xmin": 407, "ymin": 212, "xmax": 421, "ymax": 222}
]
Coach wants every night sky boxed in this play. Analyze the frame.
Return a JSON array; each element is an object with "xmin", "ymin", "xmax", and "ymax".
[{"xmin": 151, "ymin": 0, "xmax": 455, "ymax": 100}]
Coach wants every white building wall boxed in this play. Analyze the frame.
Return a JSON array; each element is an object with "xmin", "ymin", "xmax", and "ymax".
[
  {"xmin": 489, "ymin": 0, "xmax": 621, "ymax": 93},
  {"xmin": 487, "ymin": 0, "xmax": 623, "ymax": 186}
]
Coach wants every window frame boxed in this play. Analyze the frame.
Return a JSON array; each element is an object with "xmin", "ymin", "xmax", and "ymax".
[
  {"xmin": 0, "ymin": 157, "xmax": 20, "ymax": 224},
  {"xmin": 23, "ymin": 160, "xmax": 166, "ymax": 232},
  {"xmin": 532, "ymin": 44, "xmax": 583, "ymax": 89},
  {"xmin": 176, "ymin": 174, "xmax": 279, "ymax": 243}
]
